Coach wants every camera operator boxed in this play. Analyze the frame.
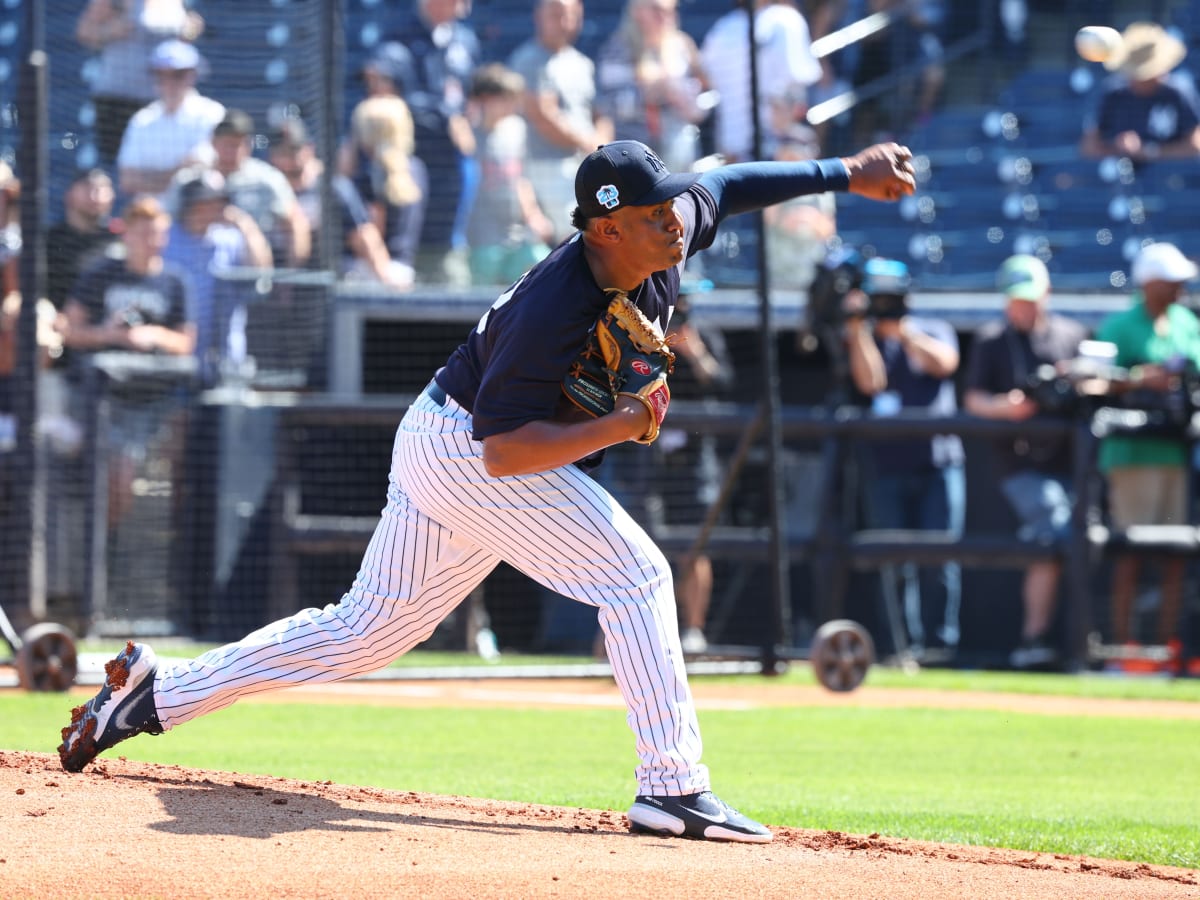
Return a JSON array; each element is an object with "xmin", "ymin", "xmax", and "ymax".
[
  {"xmin": 842, "ymin": 256, "xmax": 964, "ymax": 658},
  {"xmin": 1094, "ymin": 242, "xmax": 1200, "ymax": 661},
  {"xmin": 963, "ymin": 255, "xmax": 1086, "ymax": 670}
]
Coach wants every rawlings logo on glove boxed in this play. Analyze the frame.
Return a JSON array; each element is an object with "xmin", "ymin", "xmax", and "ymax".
[{"xmin": 561, "ymin": 292, "xmax": 675, "ymax": 444}]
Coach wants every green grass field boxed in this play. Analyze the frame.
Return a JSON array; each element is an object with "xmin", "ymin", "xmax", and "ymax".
[{"xmin": 3, "ymin": 664, "xmax": 1197, "ymax": 869}]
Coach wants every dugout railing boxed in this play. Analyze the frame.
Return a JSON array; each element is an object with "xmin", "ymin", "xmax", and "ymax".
[{"xmin": 253, "ymin": 391, "xmax": 1198, "ymax": 673}]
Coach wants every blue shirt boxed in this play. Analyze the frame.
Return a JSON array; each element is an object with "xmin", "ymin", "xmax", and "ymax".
[
  {"xmin": 861, "ymin": 316, "xmax": 964, "ymax": 474},
  {"xmin": 162, "ymin": 222, "xmax": 250, "ymax": 381}
]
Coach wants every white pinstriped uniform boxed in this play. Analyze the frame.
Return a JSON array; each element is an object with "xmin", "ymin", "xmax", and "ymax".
[
  {"xmin": 153, "ymin": 387, "xmax": 709, "ymax": 795},
  {"xmin": 145, "ymin": 145, "xmax": 858, "ymax": 801}
]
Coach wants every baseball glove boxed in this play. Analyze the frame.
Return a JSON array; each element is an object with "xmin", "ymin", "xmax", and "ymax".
[{"xmin": 561, "ymin": 292, "xmax": 675, "ymax": 444}]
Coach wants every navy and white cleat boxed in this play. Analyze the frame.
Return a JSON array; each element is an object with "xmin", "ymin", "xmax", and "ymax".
[
  {"xmin": 59, "ymin": 641, "xmax": 163, "ymax": 773},
  {"xmin": 628, "ymin": 791, "xmax": 773, "ymax": 843}
]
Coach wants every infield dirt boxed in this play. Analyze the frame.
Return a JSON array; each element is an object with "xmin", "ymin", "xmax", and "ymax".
[{"xmin": 2, "ymin": 680, "xmax": 1198, "ymax": 899}]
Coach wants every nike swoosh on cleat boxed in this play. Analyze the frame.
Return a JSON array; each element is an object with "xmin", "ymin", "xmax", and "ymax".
[
  {"xmin": 686, "ymin": 808, "xmax": 727, "ymax": 824},
  {"xmin": 112, "ymin": 695, "xmax": 140, "ymax": 732}
]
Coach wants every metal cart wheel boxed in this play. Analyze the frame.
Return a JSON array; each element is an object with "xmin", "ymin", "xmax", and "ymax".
[
  {"xmin": 810, "ymin": 619, "xmax": 874, "ymax": 693},
  {"xmin": 15, "ymin": 623, "xmax": 78, "ymax": 692}
]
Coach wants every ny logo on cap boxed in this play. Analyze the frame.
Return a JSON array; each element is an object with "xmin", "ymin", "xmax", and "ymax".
[
  {"xmin": 643, "ymin": 148, "xmax": 666, "ymax": 173},
  {"xmin": 596, "ymin": 184, "xmax": 620, "ymax": 210}
]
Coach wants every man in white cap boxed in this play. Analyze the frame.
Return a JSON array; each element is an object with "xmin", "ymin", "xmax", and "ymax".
[
  {"xmin": 116, "ymin": 39, "xmax": 225, "ymax": 196},
  {"xmin": 1096, "ymin": 242, "xmax": 1200, "ymax": 662},
  {"xmin": 963, "ymin": 255, "xmax": 1087, "ymax": 669},
  {"xmin": 1080, "ymin": 22, "xmax": 1200, "ymax": 161}
]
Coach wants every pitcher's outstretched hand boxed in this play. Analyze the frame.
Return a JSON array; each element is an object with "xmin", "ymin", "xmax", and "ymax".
[{"xmin": 842, "ymin": 143, "xmax": 916, "ymax": 201}]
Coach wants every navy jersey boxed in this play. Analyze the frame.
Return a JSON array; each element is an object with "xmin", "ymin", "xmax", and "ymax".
[
  {"xmin": 71, "ymin": 256, "xmax": 190, "ymax": 332},
  {"xmin": 437, "ymin": 184, "xmax": 720, "ymax": 441},
  {"xmin": 1086, "ymin": 72, "xmax": 1200, "ymax": 144}
]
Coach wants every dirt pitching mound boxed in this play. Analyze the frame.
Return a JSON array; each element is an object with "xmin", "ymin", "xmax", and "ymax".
[{"xmin": 2, "ymin": 750, "xmax": 1196, "ymax": 899}]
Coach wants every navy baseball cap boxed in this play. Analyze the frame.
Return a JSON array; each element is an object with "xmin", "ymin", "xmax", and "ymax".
[{"xmin": 574, "ymin": 141, "xmax": 699, "ymax": 219}]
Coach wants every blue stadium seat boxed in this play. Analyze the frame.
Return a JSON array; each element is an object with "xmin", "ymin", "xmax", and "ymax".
[
  {"xmin": 997, "ymin": 105, "xmax": 1087, "ymax": 149},
  {"xmin": 919, "ymin": 152, "xmax": 1007, "ymax": 193},
  {"xmin": 997, "ymin": 67, "xmax": 1081, "ymax": 109},
  {"xmin": 836, "ymin": 192, "xmax": 909, "ymax": 231},
  {"xmin": 1025, "ymin": 228, "xmax": 1130, "ymax": 288},
  {"xmin": 1030, "ymin": 155, "xmax": 1126, "ymax": 193},
  {"xmin": 917, "ymin": 188, "xmax": 1008, "ymax": 231},
  {"xmin": 913, "ymin": 227, "xmax": 1013, "ymax": 277},
  {"xmin": 906, "ymin": 107, "xmax": 991, "ymax": 151},
  {"xmin": 837, "ymin": 226, "xmax": 917, "ymax": 264},
  {"xmin": 1037, "ymin": 189, "xmax": 1127, "ymax": 231},
  {"xmin": 1132, "ymin": 158, "xmax": 1200, "ymax": 194}
]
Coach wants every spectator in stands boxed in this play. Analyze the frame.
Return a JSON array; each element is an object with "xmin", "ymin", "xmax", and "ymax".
[
  {"xmin": 1080, "ymin": 22, "xmax": 1200, "ymax": 162},
  {"xmin": 115, "ymin": 39, "xmax": 224, "ymax": 198},
  {"xmin": 594, "ymin": 0, "xmax": 711, "ymax": 175},
  {"xmin": 339, "ymin": 42, "xmax": 418, "ymax": 184},
  {"xmin": 56, "ymin": 195, "xmax": 194, "ymax": 534},
  {"xmin": 508, "ymin": 0, "xmax": 614, "ymax": 243},
  {"xmin": 171, "ymin": 109, "xmax": 310, "ymax": 268},
  {"xmin": 269, "ymin": 118, "xmax": 416, "ymax": 290},
  {"xmin": 1095, "ymin": 242, "xmax": 1200, "ymax": 659},
  {"xmin": 842, "ymin": 256, "xmax": 963, "ymax": 657},
  {"xmin": 388, "ymin": 0, "xmax": 482, "ymax": 285},
  {"xmin": 700, "ymin": 0, "xmax": 822, "ymax": 161},
  {"xmin": 347, "ymin": 97, "xmax": 429, "ymax": 284},
  {"xmin": 116, "ymin": 39, "xmax": 224, "ymax": 197},
  {"xmin": 161, "ymin": 170, "xmax": 271, "ymax": 384},
  {"xmin": 76, "ymin": 0, "xmax": 205, "ymax": 165},
  {"xmin": 464, "ymin": 64, "xmax": 555, "ymax": 287},
  {"xmin": 762, "ymin": 124, "xmax": 837, "ymax": 292},
  {"xmin": 361, "ymin": 41, "xmax": 416, "ymax": 102},
  {"xmin": 849, "ymin": 1, "xmax": 946, "ymax": 145},
  {"xmin": 963, "ymin": 255, "xmax": 1087, "ymax": 670},
  {"xmin": 46, "ymin": 170, "xmax": 119, "ymax": 314},
  {"xmin": 57, "ymin": 195, "xmax": 194, "ymax": 359}
]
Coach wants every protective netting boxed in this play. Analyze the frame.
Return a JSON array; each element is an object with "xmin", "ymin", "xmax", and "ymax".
[{"xmin": 9, "ymin": 2, "xmax": 1177, "ymax": 668}]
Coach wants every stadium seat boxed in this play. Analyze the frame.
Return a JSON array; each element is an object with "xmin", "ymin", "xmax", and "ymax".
[
  {"xmin": 906, "ymin": 106, "xmax": 991, "ymax": 151},
  {"xmin": 837, "ymin": 192, "xmax": 909, "ymax": 231},
  {"xmin": 917, "ymin": 187, "xmax": 1008, "ymax": 231},
  {"xmin": 1031, "ymin": 155, "xmax": 1127, "ymax": 192},
  {"xmin": 914, "ymin": 227, "xmax": 1013, "ymax": 276},
  {"xmin": 997, "ymin": 66, "xmax": 1081, "ymax": 109},
  {"xmin": 1132, "ymin": 158, "xmax": 1200, "ymax": 193},
  {"xmin": 837, "ymin": 226, "xmax": 917, "ymax": 264},
  {"xmin": 920, "ymin": 154, "xmax": 1006, "ymax": 192}
]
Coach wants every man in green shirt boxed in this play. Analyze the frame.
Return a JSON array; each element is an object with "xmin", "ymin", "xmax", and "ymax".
[{"xmin": 1095, "ymin": 242, "xmax": 1200, "ymax": 653}]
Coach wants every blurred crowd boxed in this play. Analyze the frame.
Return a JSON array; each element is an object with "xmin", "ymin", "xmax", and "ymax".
[{"xmin": 32, "ymin": 0, "xmax": 957, "ymax": 304}]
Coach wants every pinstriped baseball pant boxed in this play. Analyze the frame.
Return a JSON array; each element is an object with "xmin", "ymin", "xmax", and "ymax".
[{"xmin": 154, "ymin": 388, "xmax": 710, "ymax": 796}]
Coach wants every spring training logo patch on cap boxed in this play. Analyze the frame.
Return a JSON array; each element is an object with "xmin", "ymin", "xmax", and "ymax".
[{"xmin": 596, "ymin": 184, "xmax": 620, "ymax": 210}]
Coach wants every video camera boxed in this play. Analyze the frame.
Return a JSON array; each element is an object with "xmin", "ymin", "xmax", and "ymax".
[
  {"xmin": 805, "ymin": 247, "xmax": 911, "ymax": 333},
  {"xmin": 1024, "ymin": 341, "xmax": 1200, "ymax": 427}
]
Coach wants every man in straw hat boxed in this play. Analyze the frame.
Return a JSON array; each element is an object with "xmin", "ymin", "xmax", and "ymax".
[{"xmin": 1080, "ymin": 22, "xmax": 1200, "ymax": 160}]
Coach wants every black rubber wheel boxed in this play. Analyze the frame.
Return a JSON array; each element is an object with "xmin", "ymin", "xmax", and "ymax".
[
  {"xmin": 810, "ymin": 619, "xmax": 874, "ymax": 693},
  {"xmin": 15, "ymin": 623, "xmax": 78, "ymax": 692}
]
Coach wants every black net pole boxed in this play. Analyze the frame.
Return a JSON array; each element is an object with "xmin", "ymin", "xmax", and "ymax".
[
  {"xmin": 746, "ymin": 9, "xmax": 791, "ymax": 674},
  {"xmin": 13, "ymin": 5, "xmax": 47, "ymax": 620},
  {"xmin": 318, "ymin": 0, "xmax": 346, "ymax": 291}
]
